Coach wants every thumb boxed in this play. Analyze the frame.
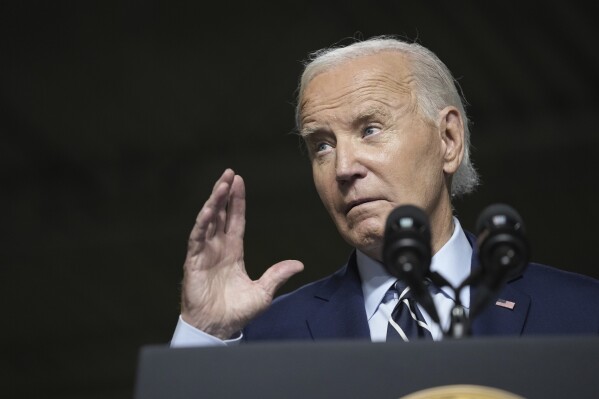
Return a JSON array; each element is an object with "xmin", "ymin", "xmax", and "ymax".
[{"xmin": 257, "ymin": 260, "xmax": 304, "ymax": 298}]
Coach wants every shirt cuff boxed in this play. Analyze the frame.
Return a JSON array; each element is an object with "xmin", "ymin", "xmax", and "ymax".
[{"xmin": 170, "ymin": 315, "xmax": 243, "ymax": 347}]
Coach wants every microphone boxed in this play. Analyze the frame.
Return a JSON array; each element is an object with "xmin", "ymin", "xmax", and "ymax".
[
  {"xmin": 470, "ymin": 203, "xmax": 530, "ymax": 317},
  {"xmin": 383, "ymin": 205, "xmax": 439, "ymax": 324}
]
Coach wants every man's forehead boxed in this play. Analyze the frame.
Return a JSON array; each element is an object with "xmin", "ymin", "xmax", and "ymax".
[
  {"xmin": 298, "ymin": 52, "xmax": 415, "ymax": 131},
  {"xmin": 306, "ymin": 51, "xmax": 411, "ymax": 90}
]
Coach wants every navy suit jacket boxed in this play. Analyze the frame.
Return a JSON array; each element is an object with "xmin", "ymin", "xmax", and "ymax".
[{"xmin": 244, "ymin": 233, "xmax": 599, "ymax": 341}]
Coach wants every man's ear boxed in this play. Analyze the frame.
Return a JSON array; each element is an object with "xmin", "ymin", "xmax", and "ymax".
[{"xmin": 438, "ymin": 106, "xmax": 465, "ymax": 175}]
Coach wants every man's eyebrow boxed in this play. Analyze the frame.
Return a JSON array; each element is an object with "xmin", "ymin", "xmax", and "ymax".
[
  {"xmin": 299, "ymin": 125, "xmax": 322, "ymax": 138},
  {"xmin": 354, "ymin": 106, "xmax": 392, "ymax": 121},
  {"xmin": 299, "ymin": 107, "xmax": 392, "ymax": 138}
]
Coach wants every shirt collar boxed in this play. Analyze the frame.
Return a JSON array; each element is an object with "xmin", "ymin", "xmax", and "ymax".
[{"xmin": 356, "ymin": 216, "xmax": 472, "ymax": 320}]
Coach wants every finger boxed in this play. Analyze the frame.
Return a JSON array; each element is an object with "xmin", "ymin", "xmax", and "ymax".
[
  {"xmin": 202, "ymin": 169, "xmax": 236, "ymax": 239},
  {"xmin": 257, "ymin": 260, "xmax": 304, "ymax": 298},
  {"xmin": 211, "ymin": 168, "xmax": 235, "ymax": 193},
  {"xmin": 225, "ymin": 175, "xmax": 246, "ymax": 237},
  {"xmin": 189, "ymin": 169, "xmax": 235, "ymax": 247},
  {"xmin": 211, "ymin": 169, "xmax": 235, "ymax": 235},
  {"xmin": 190, "ymin": 182, "xmax": 229, "ymax": 247}
]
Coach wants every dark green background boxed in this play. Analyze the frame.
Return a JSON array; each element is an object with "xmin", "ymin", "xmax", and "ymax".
[{"xmin": 3, "ymin": 1, "xmax": 598, "ymax": 398}]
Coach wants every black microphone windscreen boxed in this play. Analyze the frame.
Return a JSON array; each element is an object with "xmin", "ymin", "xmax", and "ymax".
[
  {"xmin": 385, "ymin": 204, "xmax": 431, "ymax": 243},
  {"xmin": 383, "ymin": 204, "xmax": 432, "ymax": 279},
  {"xmin": 475, "ymin": 203, "xmax": 525, "ymax": 236}
]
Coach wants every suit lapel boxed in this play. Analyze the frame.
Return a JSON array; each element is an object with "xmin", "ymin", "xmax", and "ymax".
[
  {"xmin": 471, "ymin": 284, "xmax": 531, "ymax": 336},
  {"xmin": 306, "ymin": 252, "xmax": 371, "ymax": 340},
  {"xmin": 465, "ymin": 231, "xmax": 531, "ymax": 336}
]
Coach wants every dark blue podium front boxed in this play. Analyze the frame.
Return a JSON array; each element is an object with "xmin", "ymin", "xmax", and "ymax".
[{"xmin": 134, "ymin": 336, "xmax": 599, "ymax": 399}]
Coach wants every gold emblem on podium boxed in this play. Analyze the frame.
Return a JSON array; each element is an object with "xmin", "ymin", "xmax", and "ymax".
[{"xmin": 400, "ymin": 384, "xmax": 525, "ymax": 399}]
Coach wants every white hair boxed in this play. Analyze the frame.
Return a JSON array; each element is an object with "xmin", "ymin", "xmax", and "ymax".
[{"xmin": 295, "ymin": 35, "xmax": 480, "ymax": 197}]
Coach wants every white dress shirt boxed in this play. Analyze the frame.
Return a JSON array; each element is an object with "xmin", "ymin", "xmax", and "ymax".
[
  {"xmin": 171, "ymin": 217, "xmax": 472, "ymax": 347},
  {"xmin": 358, "ymin": 217, "xmax": 472, "ymax": 341}
]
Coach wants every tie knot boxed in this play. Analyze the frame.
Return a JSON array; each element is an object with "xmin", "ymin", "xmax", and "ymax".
[
  {"xmin": 383, "ymin": 281, "xmax": 413, "ymax": 304},
  {"xmin": 394, "ymin": 281, "xmax": 413, "ymax": 300}
]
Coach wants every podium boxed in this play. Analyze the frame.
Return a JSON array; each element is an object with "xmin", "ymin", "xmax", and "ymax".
[{"xmin": 134, "ymin": 336, "xmax": 598, "ymax": 398}]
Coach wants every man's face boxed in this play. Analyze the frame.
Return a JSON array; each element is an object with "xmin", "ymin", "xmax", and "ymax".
[{"xmin": 299, "ymin": 52, "xmax": 452, "ymax": 260}]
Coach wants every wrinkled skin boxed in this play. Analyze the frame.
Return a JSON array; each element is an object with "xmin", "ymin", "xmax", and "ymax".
[{"xmin": 299, "ymin": 52, "xmax": 464, "ymax": 260}]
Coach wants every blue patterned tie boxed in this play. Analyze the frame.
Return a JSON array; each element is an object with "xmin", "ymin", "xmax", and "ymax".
[{"xmin": 386, "ymin": 282, "xmax": 433, "ymax": 341}]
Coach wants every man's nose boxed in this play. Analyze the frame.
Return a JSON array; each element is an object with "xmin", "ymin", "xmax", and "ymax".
[{"xmin": 335, "ymin": 141, "xmax": 367, "ymax": 184}]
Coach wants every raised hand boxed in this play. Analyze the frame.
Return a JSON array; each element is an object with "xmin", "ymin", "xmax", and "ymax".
[{"xmin": 181, "ymin": 169, "xmax": 304, "ymax": 339}]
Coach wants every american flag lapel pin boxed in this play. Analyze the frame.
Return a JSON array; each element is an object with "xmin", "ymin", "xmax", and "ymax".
[{"xmin": 495, "ymin": 298, "xmax": 516, "ymax": 310}]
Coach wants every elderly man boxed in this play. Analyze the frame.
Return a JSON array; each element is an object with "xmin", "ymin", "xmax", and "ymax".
[{"xmin": 171, "ymin": 36, "xmax": 599, "ymax": 346}]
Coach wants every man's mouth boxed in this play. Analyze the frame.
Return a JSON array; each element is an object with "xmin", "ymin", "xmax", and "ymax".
[{"xmin": 344, "ymin": 198, "xmax": 380, "ymax": 215}]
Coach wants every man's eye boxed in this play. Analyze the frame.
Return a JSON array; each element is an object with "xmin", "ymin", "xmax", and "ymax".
[
  {"xmin": 316, "ymin": 142, "xmax": 332, "ymax": 152},
  {"xmin": 363, "ymin": 126, "xmax": 381, "ymax": 137}
]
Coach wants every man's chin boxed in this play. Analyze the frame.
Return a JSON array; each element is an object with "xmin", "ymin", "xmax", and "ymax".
[{"xmin": 341, "ymin": 227, "xmax": 384, "ymax": 261}]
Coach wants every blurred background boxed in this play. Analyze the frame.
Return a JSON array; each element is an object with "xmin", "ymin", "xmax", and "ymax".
[{"xmin": 2, "ymin": 1, "xmax": 598, "ymax": 397}]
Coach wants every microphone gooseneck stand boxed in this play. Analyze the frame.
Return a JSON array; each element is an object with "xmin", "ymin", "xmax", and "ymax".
[
  {"xmin": 428, "ymin": 271, "xmax": 471, "ymax": 339},
  {"xmin": 382, "ymin": 203, "xmax": 531, "ymax": 341}
]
